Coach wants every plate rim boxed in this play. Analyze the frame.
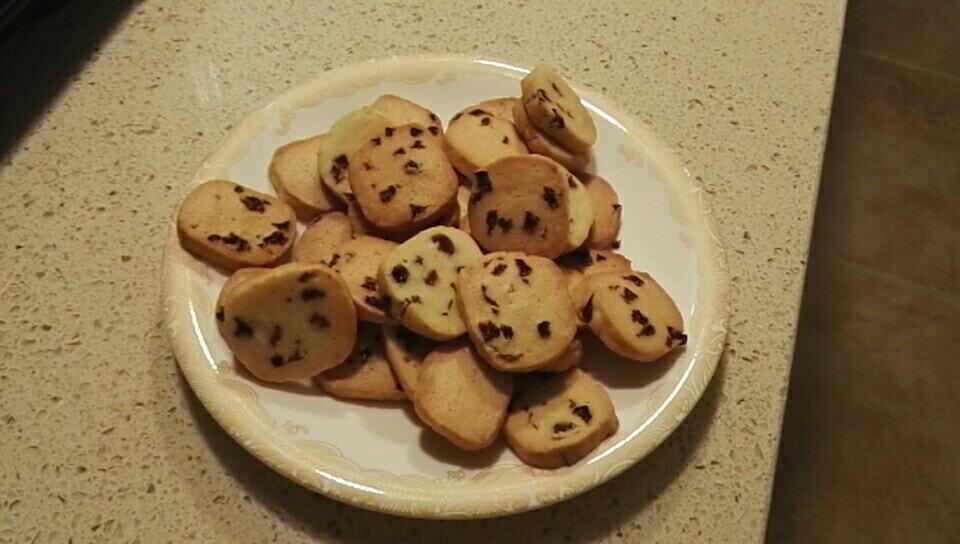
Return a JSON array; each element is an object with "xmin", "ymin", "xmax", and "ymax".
[{"xmin": 162, "ymin": 53, "xmax": 730, "ymax": 519}]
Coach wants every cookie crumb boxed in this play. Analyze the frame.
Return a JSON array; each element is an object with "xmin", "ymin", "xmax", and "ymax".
[
  {"xmin": 542, "ymin": 187, "xmax": 559, "ymax": 209},
  {"xmin": 523, "ymin": 211, "xmax": 540, "ymax": 233},
  {"xmin": 391, "ymin": 265, "xmax": 409, "ymax": 283},
  {"xmin": 301, "ymin": 288, "xmax": 324, "ymax": 301},
  {"xmin": 240, "ymin": 195, "xmax": 268, "ymax": 212},
  {"xmin": 537, "ymin": 321, "xmax": 551, "ymax": 338},
  {"xmin": 431, "ymin": 234, "xmax": 455, "ymax": 254}
]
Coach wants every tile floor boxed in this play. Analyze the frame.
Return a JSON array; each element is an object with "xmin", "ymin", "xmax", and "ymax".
[{"xmin": 766, "ymin": 1, "xmax": 960, "ymax": 542}]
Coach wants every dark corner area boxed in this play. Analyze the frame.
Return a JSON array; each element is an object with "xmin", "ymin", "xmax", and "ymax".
[
  {"xmin": 767, "ymin": 0, "xmax": 960, "ymax": 542},
  {"xmin": 0, "ymin": 0, "xmax": 136, "ymax": 160}
]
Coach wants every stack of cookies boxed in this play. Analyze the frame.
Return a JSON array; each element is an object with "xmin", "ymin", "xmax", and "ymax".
[{"xmin": 176, "ymin": 66, "xmax": 687, "ymax": 469}]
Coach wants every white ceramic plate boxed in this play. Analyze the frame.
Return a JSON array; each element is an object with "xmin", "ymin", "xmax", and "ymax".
[{"xmin": 162, "ymin": 55, "xmax": 729, "ymax": 519}]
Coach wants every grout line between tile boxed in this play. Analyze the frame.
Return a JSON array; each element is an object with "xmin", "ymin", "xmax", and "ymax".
[
  {"xmin": 843, "ymin": 44, "xmax": 960, "ymax": 84},
  {"xmin": 823, "ymin": 254, "xmax": 960, "ymax": 308}
]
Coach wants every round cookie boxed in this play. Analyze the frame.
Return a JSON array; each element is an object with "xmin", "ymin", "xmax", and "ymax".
[
  {"xmin": 413, "ymin": 339, "xmax": 513, "ymax": 450},
  {"xmin": 215, "ymin": 267, "xmax": 268, "ymax": 339},
  {"xmin": 457, "ymin": 97, "xmax": 519, "ymax": 123},
  {"xmin": 319, "ymin": 108, "xmax": 393, "ymax": 204},
  {"xmin": 467, "ymin": 155, "xmax": 571, "ymax": 258},
  {"xmin": 442, "ymin": 106, "xmax": 528, "ymax": 181},
  {"xmin": 512, "ymin": 99, "xmax": 589, "ymax": 172},
  {"xmin": 348, "ymin": 123, "xmax": 458, "ymax": 233},
  {"xmin": 382, "ymin": 325, "xmax": 435, "ymax": 396},
  {"xmin": 520, "ymin": 65, "xmax": 597, "ymax": 152},
  {"xmin": 579, "ymin": 174, "xmax": 622, "ymax": 249},
  {"xmin": 571, "ymin": 271, "xmax": 687, "ymax": 362},
  {"xmin": 504, "ymin": 368, "xmax": 618, "ymax": 468},
  {"xmin": 370, "ymin": 94, "xmax": 443, "ymax": 138},
  {"xmin": 221, "ymin": 263, "xmax": 357, "ymax": 382},
  {"xmin": 539, "ymin": 337, "xmax": 583, "ymax": 373},
  {"xmin": 292, "ymin": 211, "xmax": 353, "ymax": 265},
  {"xmin": 315, "ymin": 322, "xmax": 406, "ymax": 401},
  {"xmin": 378, "ymin": 226, "xmax": 483, "ymax": 341},
  {"xmin": 457, "ymin": 252, "xmax": 578, "ymax": 372},
  {"xmin": 330, "ymin": 235, "xmax": 398, "ymax": 323},
  {"xmin": 177, "ymin": 180, "xmax": 297, "ymax": 270},
  {"xmin": 563, "ymin": 171, "xmax": 595, "ymax": 252},
  {"xmin": 268, "ymin": 134, "xmax": 343, "ymax": 220}
]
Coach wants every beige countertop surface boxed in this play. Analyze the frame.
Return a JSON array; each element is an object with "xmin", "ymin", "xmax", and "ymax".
[{"xmin": 0, "ymin": 1, "xmax": 844, "ymax": 542}]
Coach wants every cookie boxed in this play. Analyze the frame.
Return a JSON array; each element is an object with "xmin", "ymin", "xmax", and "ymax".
[
  {"xmin": 330, "ymin": 235, "xmax": 398, "ymax": 323},
  {"xmin": 413, "ymin": 339, "xmax": 513, "ymax": 450},
  {"xmin": 370, "ymin": 94, "xmax": 443, "ymax": 137},
  {"xmin": 315, "ymin": 322, "xmax": 406, "ymax": 401},
  {"xmin": 457, "ymin": 252, "xmax": 578, "ymax": 372},
  {"xmin": 504, "ymin": 368, "xmax": 618, "ymax": 468},
  {"xmin": 520, "ymin": 65, "xmax": 597, "ymax": 152},
  {"xmin": 512, "ymin": 99, "xmax": 589, "ymax": 172},
  {"xmin": 571, "ymin": 271, "xmax": 686, "ymax": 362},
  {"xmin": 220, "ymin": 263, "xmax": 357, "ymax": 382},
  {"xmin": 579, "ymin": 174, "xmax": 621, "ymax": 249},
  {"xmin": 466, "ymin": 155, "xmax": 571, "ymax": 258},
  {"xmin": 539, "ymin": 337, "xmax": 582, "ymax": 372},
  {"xmin": 268, "ymin": 134, "xmax": 343, "ymax": 220},
  {"xmin": 292, "ymin": 211, "xmax": 353, "ymax": 265},
  {"xmin": 177, "ymin": 180, "xmax": 297, "ymax": 270},
  {"xmin": 319, "ymin": 108, "xmax": 393, "ymax": 204},
  {"xmin": 378, "ymin": 226, "xmax": 483, "ymax": 341},
  {"xmin": 458, "ymin": 97, "xmax": 518, "ymax": 123},
  {"xmin": 348, "ymin": 123, "xmax": 458, "ymax": 233},
  {"xmin": 442, "ymin": 106, "xmax": 528, "ymax": 181},
  {"xmin": 563, "ymin": 171, "xmax": 595, "ymax": 252},
  {"xmin": 382, "ymin": 325, "xmax": 435, "ymax": 396}
]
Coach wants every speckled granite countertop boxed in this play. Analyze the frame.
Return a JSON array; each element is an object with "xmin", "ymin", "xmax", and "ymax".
[{"xmin": 0, "ymin": 1, "xmax": 844, "ymax": 542}]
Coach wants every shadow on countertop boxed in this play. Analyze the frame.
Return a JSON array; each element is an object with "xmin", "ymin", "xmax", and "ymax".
[{"xmin": 0, "ymin": 0, "xmax": 135, "ymax": 161}]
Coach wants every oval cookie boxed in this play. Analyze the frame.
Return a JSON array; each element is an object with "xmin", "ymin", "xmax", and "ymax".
[
  {"xmin": 580, "ymin": 174, "xmax": 622, "ymax": 249},
  {"xmin": 413, "ymin": 339, "xmax": 513, "ymax": 450},
  {"xmin": 177, "ymin": 180, "xmax": 296, "ymax": 270},
  {"xmin": 442, "ymin": 106, "xmax": 527, "ymax": 181},
  {"xmin": 268, "ymin": 134, "xmax": 343, "ymax": 220},
  {"xmin": 330, "ymin": 235, "xmax": 398, "ymax": 323},
  {"xmin": 382, "ymin": 325, "xmax": 435, "ymax": 396},
  {"xmin": 349, "ymin": 123, "xmax": 458, "ymax": 233},
  {"xmin": 520, "ymin": 65, "xmax": 597, "ymax": 152},
  {"xmin": 513, "ymin": 99, "xmax": 589, "ymax": 172},
  {"xmin": 504, "ymin": 368, "xmax": 618, "ymax": 468},
  {"xmin": 571, "ymin": 271, "xmax": 687, "ymax": 362},
  {"xmin": 221, "ymin": 263, "xmax": 357, "ymax": 382},
  {"xmin": 314, "ymin": 322, "xmax": 406, "ymax": 401},
  {"xmin": 319, "ymin": 108, "xmax": 393, "ymax": 203},
  {"xmin": 292, "ymin": 211, "xmax": 353, "ymax": 265},
  {"xmin": 457, "ymin": 252, "xmax": 578, "ymax": 372},
  {"xmin": 378, "ymin": 226, "xmax": 483, "ymax": 341},
  {"xmin": 370, "ymin": 94, "xmax": 443, "ymax": 137},
  {"xmin": 467, "ymin": 155, "xmax": 571, "ymax": 258}
]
